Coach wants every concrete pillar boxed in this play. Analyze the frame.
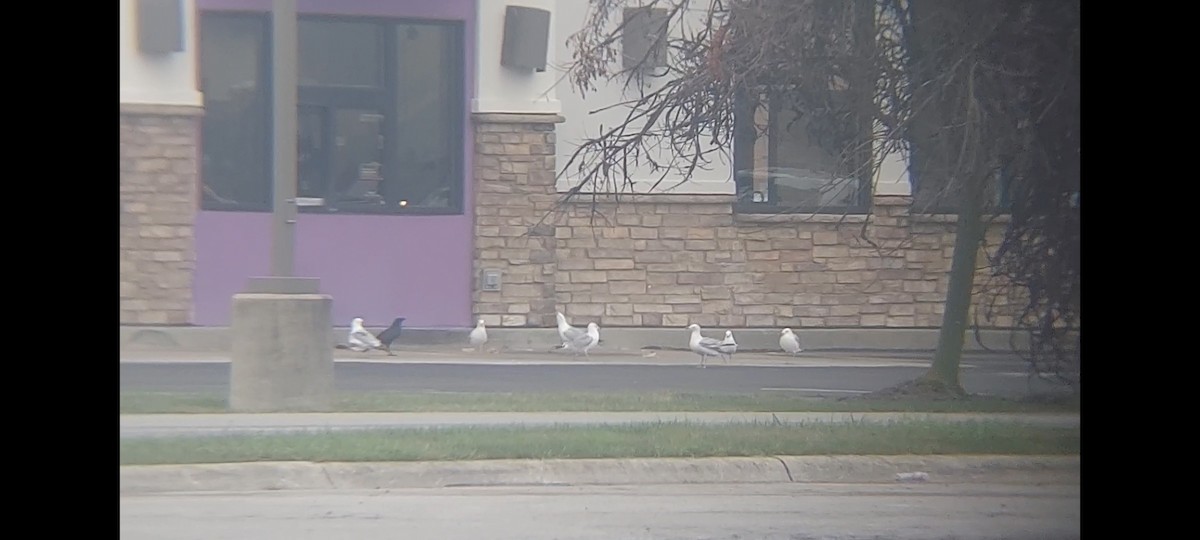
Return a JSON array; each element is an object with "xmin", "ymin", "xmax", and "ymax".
[
  {"xmin": 229, "ymin": 292, "xmax": 334, "ymax": 412},
  {"xmin": 227, "ymin": 2, "xmax": 331, "ymax": 413}
]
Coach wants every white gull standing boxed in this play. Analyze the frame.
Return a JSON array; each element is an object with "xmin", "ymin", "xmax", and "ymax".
[
  {"xmin": 555, "ymin": 311, "xmax": 584, "ymax": 350},
  {"xmin": 348, "ymin": 317, "xmax": 383, "ymax": 352},
  {"xmin": 779, "ymin": 328, "xmax": 803, "ymax": 356},
  {"xmin": 469, "ymin": 319, "xmax": 488, "ymax": 352},
  {"xmin": 687, "ymin": 324, "xmax": 725, "ymax": 368},
  {"xmin": 716, "ymin": 330, "xmax": 737, "ymax": 363},
  {"xmin": 564, "ymin": 322, "xmax": 601, "ymax": 358}
]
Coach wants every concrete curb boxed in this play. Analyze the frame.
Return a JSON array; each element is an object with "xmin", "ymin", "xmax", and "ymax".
[
  {"xmin": 777, "ymin": 455, "xmax": 1079, "ymax": 485},
  {"xmin": 119, "ymin": 455, "xmax": 1079, "ymax": 495}
]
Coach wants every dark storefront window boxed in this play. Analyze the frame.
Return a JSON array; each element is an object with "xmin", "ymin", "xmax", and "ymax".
[{"xmin": 199, "ymin": 13, "xmax": 465, "ymax": 215}]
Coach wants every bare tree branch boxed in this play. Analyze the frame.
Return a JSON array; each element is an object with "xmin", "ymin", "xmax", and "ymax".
[{"xmin": 550, "ymin": 0, "xmax": 1080, "ymax": 392}]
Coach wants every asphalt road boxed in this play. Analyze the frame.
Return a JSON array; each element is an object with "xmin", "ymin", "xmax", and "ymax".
[
  {"xmin": 119, "ymin": 482, "xmax": 1081, "ymax": 540},
  {"xmin": 119, "ymin": 358, "xmax": 1065, "ymax": 398}
]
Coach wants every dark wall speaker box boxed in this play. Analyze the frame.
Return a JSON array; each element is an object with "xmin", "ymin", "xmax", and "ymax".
[{"xmin": 501, "ymin": 5, "xmax": 551, "ymax": 71}]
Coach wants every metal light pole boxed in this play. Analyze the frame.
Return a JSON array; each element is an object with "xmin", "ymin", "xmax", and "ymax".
[{"xmin": 270, "ymin": 0, "xmax": 297, "ymax": 277}]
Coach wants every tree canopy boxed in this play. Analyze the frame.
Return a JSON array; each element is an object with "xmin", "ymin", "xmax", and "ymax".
[{"xmin": 559, "ymin": 0, "xmax": 1080, "ymax": 392}]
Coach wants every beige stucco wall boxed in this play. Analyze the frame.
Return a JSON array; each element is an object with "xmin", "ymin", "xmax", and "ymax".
[{"xmin": 119, "ymin": 0, "xmax": 203, "ymax": 106}]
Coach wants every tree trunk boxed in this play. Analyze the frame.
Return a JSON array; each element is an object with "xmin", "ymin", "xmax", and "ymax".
[{"xmin": 924, "ymin": 174, "xmax": 986, "ymax": 392}]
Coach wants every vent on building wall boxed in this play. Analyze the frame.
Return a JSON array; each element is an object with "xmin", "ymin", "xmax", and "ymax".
[
  {"xmin": 501, "ymin": 5, "xmax": 552, "ymax": 72},
  {"xmin": 622, "ymin": 7, "xmax": 669, "ymax": 73},
  {"xmin": 137, "ymin": 0, "xmax": 185, "ymax": 54}
]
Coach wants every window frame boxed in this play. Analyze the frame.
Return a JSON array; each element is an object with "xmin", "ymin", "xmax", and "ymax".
[
  {"xmin": 732, "ymin": 89, "xmax": 874, "ymax": 216},
  {"xmin": 907, "ymin": 143, "xmax": 1014, "ymax": 216},
  {"xmin": 197, "ymin": 11, "xmax": 467, "ymax": 216}
]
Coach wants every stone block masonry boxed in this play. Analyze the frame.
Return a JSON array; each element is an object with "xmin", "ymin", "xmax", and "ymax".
[
  {"xmin": 120, "ymin": 104, "xmax": 203, "ymax": 325},
  {"xmin": 552, "ymin": 194, "xmax": 1020, "ymax": 329},
  {"xmin": 472, "ymin": 113, "xmax": 565, "ymax": 327},
  {"xmin": 470, "ymin": 117, "xmax": 1021, "ymax": 331}
]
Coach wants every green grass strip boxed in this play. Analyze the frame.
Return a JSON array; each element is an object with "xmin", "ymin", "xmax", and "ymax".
[{"xmin": 120, "ymin": 420, "xmax": 1080, "ymax": 465}]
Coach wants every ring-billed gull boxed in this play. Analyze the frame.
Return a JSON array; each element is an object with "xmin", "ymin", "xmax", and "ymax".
[
  {"xmin": 687, "ymin": 324, "xmax": 725, "ymax": 368},
  {"xmin": 555, "ymin": 312, "xmax": 584, "ymax": 350},
  {"xmin": 780, "ymin": 328, "xmax": 803, "ymax": 356},
  {"xmin": 564, "ymin": 322, "xmax": 601, "ymax": 357},
  {"xmin": 469, "ymin": 319, "xmax": 488, "ymax": 351},
  {"xmin": 348, "ymin": 317, "xmax": 383, "ymax": 353},
  {"xmin": 716, "ymin": 330, "xmax": 737, "ymax": 363}
]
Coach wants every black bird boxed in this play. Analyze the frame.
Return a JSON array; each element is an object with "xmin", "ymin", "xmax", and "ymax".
[{"xmin": 375, "ymin": 317, "xmax": 406, "ymax": 356}]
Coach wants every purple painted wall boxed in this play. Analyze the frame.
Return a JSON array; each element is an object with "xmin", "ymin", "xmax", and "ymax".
[
  {"xmin": 192, "ymin": 0, "xmax": 476, "ymax": 328},
  {"xmin": 192, "ymin": 213, "xmax": 474, "ymax": 327}
]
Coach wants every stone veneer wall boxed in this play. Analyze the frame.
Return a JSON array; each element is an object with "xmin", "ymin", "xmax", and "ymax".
[
  {"xmin": 554, "ymin": 195, "xmax": 1018, "ymax": 329},
  {"xmin": 120, "ymin": 104, "xmax": 202, "ymax": 324},
  {"xmin": 472, "ymin": 113, "xmax": 565, "ymax": 328},
  {"xmin": 471, "ymin": 114, "xmax": 1020, "ymax": 329}
]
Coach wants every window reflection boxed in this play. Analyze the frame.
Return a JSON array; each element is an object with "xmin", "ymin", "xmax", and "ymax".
[
  {"xmin": 298, "ymin": 20, "xmax": 384, "ymax": 88},
  {"xmin": 199, "ymin": 15, "xmax": 269, "ymax": 210},
  {"xmin": 393, "ymin": 24, "xmax": 459, "ymax": 209},
  {"xmin": 733, "ymin": 92, "xmax": 869, "ymax": 213}
]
